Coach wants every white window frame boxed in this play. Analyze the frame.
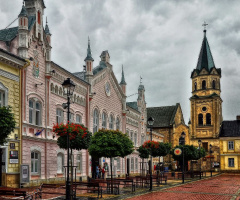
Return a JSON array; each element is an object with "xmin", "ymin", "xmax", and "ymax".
[
  {"xmin": 56, "ymin": 108, "xmax": 64, "ymax": 124},
  {"xmin": 134, "ymin": 132, "xmax": 137, "ymax": 146},
  {"xmin": 228, "ymin": 141, "xmax": 234, "ymax": 150},
  {"xmin": 102, "ymin": 112, "xmax": 107, "ymax": 129},
  {"xmin": 109, "ymin": 115, "xmax": 114, "ymax": 130},
  {"xmin": 29, "ymin": 99, "xmax": 42, "ymax": 126},
  {"xmin": 141, "ymin": 135, "xmax": 145, "ymax": 145},
  {"xmin": 117, "ymin": 157, "xmax": 120, "ymax": 171},
  {"xmin": 131, "ymin": 157, "xmax": 134, "ymax": 171},
  {"xmin": 76, "ymin": 114, "xmax": 82, "ymax": 124},
  {"xmin": 31, "ymin": 151, "xmax": 40, "ymax": 175},
  {"xmin": 57, "ymin": 153, "xmax": 64, "ymax": 174},
  {"xmin": 135, "ymin": 157, "xmax": 138, "ymax": 171},
  {"xmin": 116, "ymin": 117, "xmax": 120, "ymax": 130},
  {"xmin": 77, "ymin": 154, "xmax": 82, "ymax": 172},
  {"xmin": 0, "ymin": 82, "xmax": 8, "ymax": 107},
  {"xmin": 93, "ymin": 109, "xmax": 99, "ymax": 133},
  {"xmin": 69, "ymin": 113, "xmax": 74, "ymax": 123},
  {"xmin": 228, "ymin": 158, "xmax": 234, "ymax": 167},
  {"xmin": 130, "ymin": 131, "xmax": 133, "ymax": 142}
]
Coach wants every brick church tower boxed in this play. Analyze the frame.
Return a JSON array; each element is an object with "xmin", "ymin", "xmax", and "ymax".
[{"xmin": 189, "ymin": 25, "xmax": 222, "ymax": 164}]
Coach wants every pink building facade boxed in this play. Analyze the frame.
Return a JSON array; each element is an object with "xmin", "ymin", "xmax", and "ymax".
[{"xmin": 0, "ymin": 0, "xmax": 148, "ymax": 185}]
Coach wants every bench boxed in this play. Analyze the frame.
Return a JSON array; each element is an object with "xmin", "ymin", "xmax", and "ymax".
[
  {"xmin": 73, "ymin": 182, "xmax": 103, "ymax": 198},
  {"xmin": 110, "ymin": 178, "xmax": 136, "ymax": 192},
  {"xmin": 0, "ymin": 189, "xmax": 32, "ymax": 200},
  {"xmin": 89, "ymin": 178, "xmax": 120, "ymax": 195}
]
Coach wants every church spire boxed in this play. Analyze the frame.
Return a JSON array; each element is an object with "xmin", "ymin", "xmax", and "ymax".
[
  {"xmin": 84, "ymin": 36, "xmax": 94, "ymax": 61},
  {"xmin": 45, "ymin": 17, "xmax": 51, "ymax": 35},
  {"xmin": 18, "ymin": 1, "xmax": 28, "ymax": 17},
  {"xmin": 196, "ymin": 22, "xmax": 215, "ymax": 72},
  {"xmin": 120, "ymin": 65, "xmax": 126, "ymax": 85}
]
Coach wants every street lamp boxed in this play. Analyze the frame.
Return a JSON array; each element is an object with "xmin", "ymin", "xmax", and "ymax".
[
  {"xmin": 210, "ymin": 144, "xmax": 213, "ymax": 177},
  {"xmin": 198, "ymin": 139, "xmax": 202, "ymax": 179},
  {"xmin": 147, "ymin": 117, "xmax": 154, "ymax": 191},
  {"xmin": 180, "ymin": 132, "xmax": 186, "ymax": 184},
  {"xmin": 62, "ymin": 78, "xmax": 75, "ymax": 200}
]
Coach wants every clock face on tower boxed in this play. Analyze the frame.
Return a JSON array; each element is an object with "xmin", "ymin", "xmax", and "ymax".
[{"xmin": 105, "ymin": 82, "xmax": 111, "ymax": 96}]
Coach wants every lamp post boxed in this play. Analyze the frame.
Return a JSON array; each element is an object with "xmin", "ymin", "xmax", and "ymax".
[
  {"xmin": 198, "ymin": 139, "xmax": 202, "ymax": 179},
  {"xmin": 210, "ymin": 144, "xmax": 213, "ymax": 177},
  {"xmin": 147, "ymin": 117, "xmax": 154, "ymax": 191},
  {"xmin": 180, "ymin": 132, "xmax": 186, "ymax": 184},
  {"xmin": 62, "ymin": 78, "xmax": 75, "ymax": 200}
]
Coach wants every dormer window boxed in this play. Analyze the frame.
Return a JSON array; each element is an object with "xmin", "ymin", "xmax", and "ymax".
[
  {"xmin": 212, "ymin": 80, "xmax": 216, "ymax": 89},
  {"xmin": 202, "ymin": 80, "xmax": 206, "ymax": 89},
  {"xmin": 37, "ymin": 11, "xmax": 41, "ymax": 25},
  {"xmin": 194, "ymin": 82, "xmax": 197, "ymax": 91}
]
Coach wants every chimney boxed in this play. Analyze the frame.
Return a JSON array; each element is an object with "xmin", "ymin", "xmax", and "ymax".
[{"xmin": 236, "ymin": 116, "xmax": 240, "ymax": 121}]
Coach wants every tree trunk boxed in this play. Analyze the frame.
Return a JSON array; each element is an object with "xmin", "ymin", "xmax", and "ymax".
[
  {"xmin": 0, "ymin": 149, "xmax": 2, "ymax": 186},
  {"xmin": 110, "ymin": 157, "xmax": 113, "ymax": 194}
]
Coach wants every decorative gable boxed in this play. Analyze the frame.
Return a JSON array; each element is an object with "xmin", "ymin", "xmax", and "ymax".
[{"xmin": 199, "ymin": 68, "xmax": 208, "ymax": 75}]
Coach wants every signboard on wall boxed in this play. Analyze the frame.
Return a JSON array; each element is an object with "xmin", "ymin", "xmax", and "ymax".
[
  {"xmin": 20, "ymin": 164, "xmax": 30, "ymax": 183},
  {"xmin": 9, "ymin": 151, "xmax": 18, "ymax": 164}
]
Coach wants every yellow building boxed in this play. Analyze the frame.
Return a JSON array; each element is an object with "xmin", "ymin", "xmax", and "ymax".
[
  {"xmin": 189, "ymin": 29, "xmax": 222, "ymax": 171},
  {"xmin": 219, "ymin": 117, "xmax": 240, "ymax": 172},
  {"xmin": 0, "ymin": 48, "xmax": 27, "ymax": 187}
]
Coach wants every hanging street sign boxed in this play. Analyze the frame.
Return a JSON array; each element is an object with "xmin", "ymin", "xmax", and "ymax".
[{"xmin": 174, "ymin": 148, "xmax": 182, "ymax": 156}]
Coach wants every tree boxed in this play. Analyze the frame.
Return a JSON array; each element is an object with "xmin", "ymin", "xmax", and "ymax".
[
  {"xmin": 88, "ymin": 129, "xmax": 134, "ymax": 193},
  {"xmin": 0, "ymin": 106, "xmax": 16, "ymax": 186},
  {"xmin": 0, "ymin": 106, "xmax": 16, "ymax": 145},
  {"xmin": 142, "ymin": 140, "xmax": 171, "ymax": 157},
  {"xmin": 137, "ymin": 145, "xmax": 150, "ymax": 175},
  {"xmin": 170, "ymin": 145, "xmax": 206, "ymax": 171}
]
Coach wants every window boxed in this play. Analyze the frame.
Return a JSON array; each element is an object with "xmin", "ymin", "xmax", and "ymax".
[
  {"xmin": 31, "ymin": 151, "xmax": 40, "ymax": 174},
  {"xmin": 29, "ymin": 99, "xmax": 42, "ymax": 126},
  {"xmin": 135, "ymin": 158, "xmax": 138, "ymax": 171},
  {"xmin": 228, "ymin": 158, "xmax": 234, "ymax": 167},
  {"xmin": 59, "ymin": 88, "xmax": 63, "ymax": 96},
  {"xmin": 126, "ymin": 130, "xmax": 129, "ymax": 137},
  {"xmin": 37, "ymin": 11, "xmax": 41, "ymax": 24},
  {"xmin": 77, "ymin": 154, "xmax": 82, "ymax": 172},
  {"xmin": 76, "ymin": 114, "xmax": 82, "ymax": 124},
  {"xmin": 55, "ymin": 86, "xmax": 58, "ymax": 94},
  {"xmin": 131, "ymin": 157, "xmax": 134, "ymax": 171},
  {"xmin": 102, "ymin": 112, "xmax": 107, "ymax": 129},
  {"xmin": 206, "ymin": 113, "xmax": 211, "ymax": 125},
  {"xmin": 93, "ymin": 109, "xmax": 99, "ymax": 133},
  {"xmin": 130, "ymin": 131, "xmax": 133, "ymax": 142},
  {"xmin": 212, "ymin": 80, "xmax": 216, "ymax": 89},
  {"xmin": 0, "ymin": 82, "xmax": 8, "ymax": 107},
  {"xmin": 134, "ymin": 133, "xmax": 137, "ymax": 146},
  {"xmin": 202, "ymin": 80, "xmax": 206, "ymax": 89},
  {"xmin": 198, "ymin": 114, "xmax": 203, "ymax": 125},
  {"xmin": 194, "ymin": 82, "xmax": 197, "ymax": 91},
  {"xmin": 141, "ymin": 135, "xmax": 144, "ymax": 145},
  {"xmin": 57, "ymin": 153, "xmax": 64, "ymax": 173},
  {"xmin": 69, "ymin": 113, "xmax": 74, "ymax": 123},
  {"xmin": 228, "ymin": 141, "xmax": 234, "ymax": 150},
  {"xmin": 0, "ymin": 91, "xmax": 5, "ymax": 107},
  {"xmin": 56, "ymin": 109, "xmax": 64, "ymax": 124},
  {"xmin": 51, "ymin": 83, "xmax": 54, "ymax": 92},
  {"xmin": 109, "ymin": 115, "xmax": 114, "ymax": 130},
  {"xmin": 117, "ymin": 158, "xmax": 120, "ymax": 171},
  {"xmin": 116, "ymin": 117, "xmax": 120, "ymax": 130}
]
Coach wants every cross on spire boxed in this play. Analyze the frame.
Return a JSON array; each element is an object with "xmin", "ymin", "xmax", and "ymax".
[
  {"xmin": 202, "ymin": 21, "xmax": 208, "ymax": 31},
  {"xmin": 140, "ymin": 76, "xmax": 142, "ymax": 84}
]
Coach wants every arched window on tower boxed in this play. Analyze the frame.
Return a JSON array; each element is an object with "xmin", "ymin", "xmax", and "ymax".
[
  {"xmin": 202, "ymin": 80, "xmax": 206, "ymax": 89},
  {"xmin": 37, "ymin": 11, "xmax": 41, "ymax": 25},
  {"xmin": 206, "ymin": 113, "xmax": 211, "ymax": 125},
  {"xmin": 212, "ymin": 80, "xmax": 216, "ymax": 89},
  {"xmin": 194, "ymin": 82, "xmax": 197, "ymax": 91},
  {"xmin": 198, "ymin": 114, "xmax": 203, "ymax": 126},
  {"xmin": 93, "ymin": 109, "xmax": 99, "ymax": 133}
]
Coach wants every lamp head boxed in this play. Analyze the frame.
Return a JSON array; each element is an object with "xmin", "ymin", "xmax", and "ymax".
[
  {"xmin": 198, "ymin": 139, "xmax": 202, "ymax": 145},
  {"xmin": 181, "ymin": 132, "xmax": 186, "ymax": 138},
  {"xmin": 62, "ymin": 78, "xmax": 75, "ymax": 95},
  {"xmin": 147, "ymin": 117, "xmax": 154, "ymax": 126}
]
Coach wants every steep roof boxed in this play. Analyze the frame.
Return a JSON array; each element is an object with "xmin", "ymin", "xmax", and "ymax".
[
  {"xmin": 219, "ymin": 120, "xmax": 240, "ymax": 137},
  {"xmin": 0, "ymin": 15, "xmax": 36, "ymax": 42},
  {"xmin": 18, "ymin": 4, "xmax": 28, "ymax": 17},
  {"xmin": 127, "ymin": 102, "xmax": 138, "ymax": 112},
  {"xmin": 120, "ymin": 65, "xmax": 126, "ymax": 85},
  {"xmin": 147, "ymin": 104, "xmax": 179, "ymax": 128},
  {"xmin": 196, "ymin": 30, "xmax": 215, "ymax": 72},
  {"xmin": 0, "ymin": 47, "xmax": 26, "ymax": 62},
  {"xmin": 84, "ymin": 37, "xmax": 94, "ymax": 61}
]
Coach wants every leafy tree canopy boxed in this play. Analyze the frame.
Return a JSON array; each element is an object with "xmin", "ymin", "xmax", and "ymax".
[
  {"xmin": 137, "ymin": 145, "xmax": 150, "ymax": 159},
  {"xmin": 53, "ymin": 123, "xmax": 92, "ymax": 150},
  {"xmin": 0, "ymin": 106, "xmax": 16, "ymax": 145},
  {"xmin": 170, "ymin": 145, "xmax": 206, "ymax": 162},
  {"xmin": 88, "ymin": 129, "xmax": 134, "ymax": 158},
  {"xmin": 142, "ymin": 140, "xmax": 171, "ymax": 157}
]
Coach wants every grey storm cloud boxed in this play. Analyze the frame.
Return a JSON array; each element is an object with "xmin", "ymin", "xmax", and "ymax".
[{"xmin": 1, "ymin": 0, "xmax": 240, "ymax": 121}]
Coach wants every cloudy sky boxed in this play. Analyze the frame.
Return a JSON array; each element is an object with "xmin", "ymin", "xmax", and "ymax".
[{"xmin": 1, "ymin": 0, "xmax": 240, "ymax": 121}]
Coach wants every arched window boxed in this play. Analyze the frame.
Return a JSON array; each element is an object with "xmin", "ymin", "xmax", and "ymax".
[
  {"xmin": 102, "ymin": 112, "xmax": 107, "ymax": 129},
  {"xmin": 76, "ymin": 114, "xmax": 82, "ymax": 124},
  {"xmin": 77, "ymin": 154, "xmax": 82, "ymax": 172},
  {"xmin": 93, "ymin": 109, "xmax": 99, "ymax": 133},
  {"xmin": 57, "ymin": 153, "xmax": 64, "ymax": 173},
  {"xmin": 59, "ymin": 87, "xmax": 63, "ymax": 96},
  {"xmin": 0, "ymin": 82, "xmax": 8, "ymax": 107},
  {"xmin": 130, "ymin": 131, "xmax": 133, "ymax": 142},
  {"xmin": 135, "ymin": 157, "xmax": 138, "ymax": 171},
  {"xmin": 31, "ymin": 151, "xmax": 40, "ymax": 174},
  {"xmin": 56, "ymin": 108, "xmax": 64, "ymax": 124},
  {"xmin": 116, "ymin": 117, "xmax": 120, "ymax": 130},
  {"xmin": 29, "ymin": 99, "xmax": 42, "ymax": 126},
  {"xmin": 212, "ymin": 80, "xmax": 216, "ymax": 89},
  {"xmin": 109, "ymin": 115, "xmax": 114, "ymax": 130},
  {"xmin": 202, "ymin": 80, "xmax": 206, "ymax": 89},
  {"xmin": 141, "ymin": 135, "xmax": 145, "ymax": 145},
  {"xmin": 69, "ymin": 113, "xmax": 74, "ymax": 123},
  {"xmin": 194, "ymin": 82, "xmax": 197, "ymax": 91},
  {"xmin": 198, "ymin": 114, "xmax": 203, "ymax": 125},
  {"xmin": 117, "ymin": 157, "xmax": 121, "ymax": 171},
  {"xmin": 50, "ymin": 83, "xmax": 54, "ymax": 92},
  {"xmin": 206, "ymin": 113, "xmax": 211, "ymax": 125},
  {"xmin": 126, "ymin": 129, "xmax": 129, "ymax": 137},
  {"xmin": 37, "ymin": 11, "xmax": 41, "ymax": 25},
  {"xmin": 131, "ymin": 157, "xmax": 134, "ymax": 171},
  {"xmin": 55, "ymin": 86, "xmax": 58, "ymax": 94},
  {"xmin": 134, "ymin": 132, "xmax": 137, "ymax": 146}
]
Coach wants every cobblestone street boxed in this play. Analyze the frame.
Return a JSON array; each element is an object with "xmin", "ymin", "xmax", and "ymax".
[{"xmin": 127, "ymin": 174, "xmax": 240, "ymax": 200}]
